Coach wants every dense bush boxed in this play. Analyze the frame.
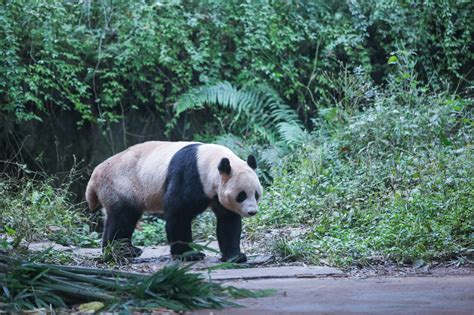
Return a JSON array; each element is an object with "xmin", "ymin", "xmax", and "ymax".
[
  {"xmin": 1, "ymin": 1, "xmax": 472, "ymax": 129},
  {"xmin": 247, "ymin": 66, "xmax": 473, "ymax": 266}
]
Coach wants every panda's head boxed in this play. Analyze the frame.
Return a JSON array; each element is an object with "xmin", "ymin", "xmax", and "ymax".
[{"xmin": 216, "ymin": 155, "xmax": 263, "ymax": 217}]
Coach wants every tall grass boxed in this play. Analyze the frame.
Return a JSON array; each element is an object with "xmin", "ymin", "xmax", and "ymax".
[{"xmin": 0, "ymin": 164, "xmax": 99, "ymax": 249}]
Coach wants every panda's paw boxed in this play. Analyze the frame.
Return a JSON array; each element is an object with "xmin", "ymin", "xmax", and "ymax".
[
  {"xmin": 130, "ymin": 245, "xmax": 143, "ymax": 258},
  {"xmin": 176, "ymin": 251, "xmax": 206, "ymax": 261},
  {"xmin": 118, "ymin": 244, "xmax": 143, "ymax": 258},
  {"xmin": 222, "ymin": 253, "xmax": 247, "ymax": 263},
  {"xmin": 102, "ymin": 241, "xmax": 143, "ymax": 260}
]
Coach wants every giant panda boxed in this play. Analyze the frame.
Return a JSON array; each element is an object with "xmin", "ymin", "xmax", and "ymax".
[{"xmin": 85, "ymin": 141, "xmax": 262, "ymax": 263}]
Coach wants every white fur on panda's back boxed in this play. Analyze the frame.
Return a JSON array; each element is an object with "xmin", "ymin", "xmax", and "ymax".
[
  {"xmin": 137, "ymin": 141, "xmax": 198, "ymax": 212},
  {"xmin": 87, "ymin": 141, "xmax": 197, "ymax": 213}
]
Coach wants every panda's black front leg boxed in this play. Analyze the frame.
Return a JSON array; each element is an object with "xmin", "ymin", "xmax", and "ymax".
[
  {"xmin": 165, "ymin": 214, "xmax": 205, "ymax": 261},
  {"xmin": 212, "ymin": 204, "xmax": 247, "ymax": 263}
]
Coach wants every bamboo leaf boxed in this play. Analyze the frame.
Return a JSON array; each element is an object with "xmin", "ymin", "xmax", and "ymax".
[{"xmin": 0, "ymin": 255, "xmax": 273, "ymax": 312}]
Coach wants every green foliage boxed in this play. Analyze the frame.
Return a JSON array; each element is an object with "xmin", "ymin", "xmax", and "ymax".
[
  {"xmin": 248, "ymin": 65, "xmax": 473, "ymax": 266},
  {"xmin": 28, "ymin": 248, "xmax": 74, "ymax": 265},
  {"xmin": 192, "ymin": 211, "xmax": 217, "ymax": 242},
  {"xmin": 132, "ymin": 215, "xmax": 167, "ymax": 247},
  {"xmin": 0, "ymin": 167, "xmax": 99, "ymax": 248},
  {"xmin": 132, "ymin": 212, "xmax": 217, "ymax": 247},
  {"xmin": 1, "ymin": 1, "xmax": 471, "ymax": 129}
]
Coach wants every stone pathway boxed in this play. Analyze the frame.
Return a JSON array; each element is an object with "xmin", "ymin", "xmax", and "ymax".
[
  {"xmin": 203, "ymin": 265, "xmax": 344, "ymax": 281},
  {"xmin": 28, "ymin": 241, "xmax": 273, "ymax": 271}
]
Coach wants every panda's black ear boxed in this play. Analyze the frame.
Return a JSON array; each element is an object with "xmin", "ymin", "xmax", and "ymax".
[
  {"xmin": 218, "ymin": 158, "xmax": 231, "ymax": 175},
  {"xmin": 247, "ymin": 155, "xmax": 257, "ymax": 170}
]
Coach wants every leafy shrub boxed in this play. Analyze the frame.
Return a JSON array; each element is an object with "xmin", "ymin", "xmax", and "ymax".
[
  {"xmin": 248, "ymin": 65, "xmax": 473, "ymax": 266},
  {"xmin": 132, "ymin": 215, "xmax": 167, "ymax": 247},
  {"xmin": 1, "ymin": 0, "xmax": 471, "ymax": 128},
  {"xmin": 175, "ymin": 81, "xmax": 307, "ymax": 147},
  {"xmin": 192, "ymin": 211, "xmax": 217, "ymax": 242}
]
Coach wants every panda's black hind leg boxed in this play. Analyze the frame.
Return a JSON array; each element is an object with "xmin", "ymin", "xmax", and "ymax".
[
  {"xmin": 102, "ymin": 200, "xmax": 143, "ymax": 258},
  {"xmin": 212, "ymin": 202, "xmax": 247, "ymax": 263}
]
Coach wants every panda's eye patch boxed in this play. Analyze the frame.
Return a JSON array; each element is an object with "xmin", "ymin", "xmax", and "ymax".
[
  {"xmin": 255, "ymin": 191, "xmax": 259, "ymax": 200},
  {"xmin": 236, "ymin": 191, "xmax": 247, "ymax": 203}
]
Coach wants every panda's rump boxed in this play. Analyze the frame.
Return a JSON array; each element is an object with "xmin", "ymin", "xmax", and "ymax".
[{"xmin": 90, "ymin": 148, "xmax": 144, "ymax": 211}]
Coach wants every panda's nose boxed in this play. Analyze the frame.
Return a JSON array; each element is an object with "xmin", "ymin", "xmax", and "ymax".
[{"xmin": 248, "ymin": 211, "xmax": 257, "ymax": 216}]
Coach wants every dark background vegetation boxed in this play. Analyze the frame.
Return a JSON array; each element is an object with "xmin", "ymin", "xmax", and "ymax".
[
  {"xmin": 1, "ymin": 1, "xmax": 472, "ymax": 173},
  {"xmin": 1, "ymin": 1, "xmax": 473, "ymax": 267}
]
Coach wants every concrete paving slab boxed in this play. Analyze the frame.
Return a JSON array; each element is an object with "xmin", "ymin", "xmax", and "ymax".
[
  {"xmin": 205, "ymin": 265, "xmax": 345, "ymax": 281},
  {"xmin": 73, "ymin": 247, "xmax": 101, "ymax": 257},
  {"xmin": 28, "ymin": 241, "xmax": 73, "ymax": 252}
]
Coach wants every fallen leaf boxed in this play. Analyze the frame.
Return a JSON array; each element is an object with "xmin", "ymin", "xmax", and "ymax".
[{"xmin": 78, "ymin": 301, "xmax": 104, "ymax": 313}]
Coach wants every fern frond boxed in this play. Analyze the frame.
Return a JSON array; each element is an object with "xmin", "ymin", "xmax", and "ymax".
[
  {"xmin": 174, "ymin": 82, "xmax": 308, "ymax": 147},
  {"xmin": 277, "ymin": 122, "xmax": 310, "ymax": 145},
  {"xmin": 175, "ymin": 82, "xmax": 239, "ymax": 116}
]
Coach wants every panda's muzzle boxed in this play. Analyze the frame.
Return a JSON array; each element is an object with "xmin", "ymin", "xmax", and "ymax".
[{"xmin": 242, "ymin": 206, "xmax": 258, "ymax": 217}]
